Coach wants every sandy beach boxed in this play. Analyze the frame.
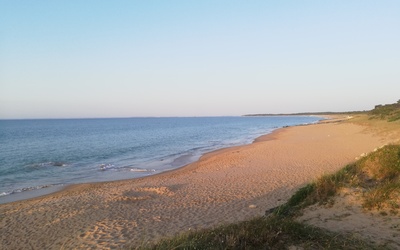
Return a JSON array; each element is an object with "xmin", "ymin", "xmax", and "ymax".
[{"xmin": 0, "ymin": 118, "xmax": 397, "ymax": 249}]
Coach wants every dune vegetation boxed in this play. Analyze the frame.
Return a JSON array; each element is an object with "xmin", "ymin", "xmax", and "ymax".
[{"xmin": 370, "ymin": 100, "xmax": 400, "ymax": 122}]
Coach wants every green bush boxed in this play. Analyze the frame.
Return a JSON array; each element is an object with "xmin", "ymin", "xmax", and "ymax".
[{"xmin": 370, "ymin": 101, "xmax": 400, "ymax": 122}]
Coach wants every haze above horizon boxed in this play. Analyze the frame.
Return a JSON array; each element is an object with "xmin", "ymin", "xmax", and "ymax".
[{"xmin": 1, "ymin": 1, "xmax": 399, "ymax": 119}]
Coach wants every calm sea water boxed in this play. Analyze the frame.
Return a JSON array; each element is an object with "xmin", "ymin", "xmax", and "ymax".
[{"xmin": 0, "ymin": 116, "xmax": 321, "ymax": 203}]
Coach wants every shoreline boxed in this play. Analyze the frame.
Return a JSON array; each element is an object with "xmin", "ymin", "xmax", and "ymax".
[
  {"xmin": 0, "ymin": 126, "xmax": 288, "ymax": 205},
  {"xmin": 2, "ymin": 116, "xmax": 394, "ymax": 249},
  {"xmin": 0, "ymin": 116, "xmax": 326, "ymax": 205}
]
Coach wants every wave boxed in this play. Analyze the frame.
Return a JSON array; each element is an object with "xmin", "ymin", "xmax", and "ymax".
[
  {"xmin": 0, "ymin": 183, "xmax": 64, "ymax": 197},
  {"xmin": 129, "ymin": 168, "xmax": 155, "ymax": 173},
  {"xmin": 29, "ymin": 161, "xmax": 69, "ymax": 168},
  {"xmin": 99, "ymin": 163, "xmax": 115, "ymax": 171},
  {"xmin": 98, "ymin": 163, "xmax": 156, "ymax": 173}
]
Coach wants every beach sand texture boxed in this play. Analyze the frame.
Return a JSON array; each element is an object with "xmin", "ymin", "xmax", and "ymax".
[{"xmin": 0, "ymin": 120, "xmax": 396, "ymax": 249}]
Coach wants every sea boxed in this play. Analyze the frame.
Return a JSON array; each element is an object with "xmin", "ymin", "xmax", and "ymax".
[{"xmin": 0, "ymin": 116, "xmax": 322, "ymax": 203}]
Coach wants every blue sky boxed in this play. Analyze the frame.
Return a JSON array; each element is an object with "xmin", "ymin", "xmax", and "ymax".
[{"xmin": 1, "ymin": 1, "xmax": 399, "ymax": 118}]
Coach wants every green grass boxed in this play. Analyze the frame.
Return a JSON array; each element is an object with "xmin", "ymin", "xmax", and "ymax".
[
  {"xmin": 139, "ymin": 216, "xmax": 374, "ymax": 250},
  {"xmin": 363, "ymin": 182, "xmax": 400, "ymax": 211}
]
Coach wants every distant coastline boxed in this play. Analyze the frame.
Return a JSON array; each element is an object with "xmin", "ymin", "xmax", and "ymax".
[{"xmin": 243, "ymin": 111, "xmax": 366, "ymax": 117}]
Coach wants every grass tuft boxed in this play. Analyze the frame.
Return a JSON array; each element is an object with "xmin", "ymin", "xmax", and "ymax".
[
  {"xmin": 140, "ymin": 216, "xmax": 374, "ymax": 250},
  {"xmin": 275, "ymin": 163, "xmax": 359, "ymax": 217},
  {"xmin": 274, "ymin": 183, "xmax": 315, "ymax": 217},
  {"xmin": 363, "ymin": 182, "xmax": 400, "ymax": 210}
]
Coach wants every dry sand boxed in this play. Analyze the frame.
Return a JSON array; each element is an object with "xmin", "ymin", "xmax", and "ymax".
[{"xmin": 0, "ymin": 118, "xmax": 397, "ymax": 249}]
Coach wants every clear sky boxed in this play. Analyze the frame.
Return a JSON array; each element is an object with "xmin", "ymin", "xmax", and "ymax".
[{"xmin": 1, "ymin": 1, "xmax": 399, "ymax": 119}]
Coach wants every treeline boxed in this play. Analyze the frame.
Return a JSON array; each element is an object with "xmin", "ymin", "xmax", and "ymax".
[{"xmin": 370, "ymin": 100, "xmax": 400, "ymax": 122}]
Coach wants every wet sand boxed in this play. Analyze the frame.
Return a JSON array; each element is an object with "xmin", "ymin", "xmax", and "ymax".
[{"xmin": 0, "ymin": 119, "xmax": 396, "ymax": 249}]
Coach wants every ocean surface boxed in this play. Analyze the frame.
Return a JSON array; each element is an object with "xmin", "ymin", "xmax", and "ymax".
[{"xmin": 0, "ymin": 116, "xmax": 322, "ymax": 203}]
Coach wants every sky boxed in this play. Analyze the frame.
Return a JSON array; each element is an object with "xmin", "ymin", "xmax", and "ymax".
[{"xmin": 1, "ymin": 1, "xmax": 399, "ymax": 119}]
